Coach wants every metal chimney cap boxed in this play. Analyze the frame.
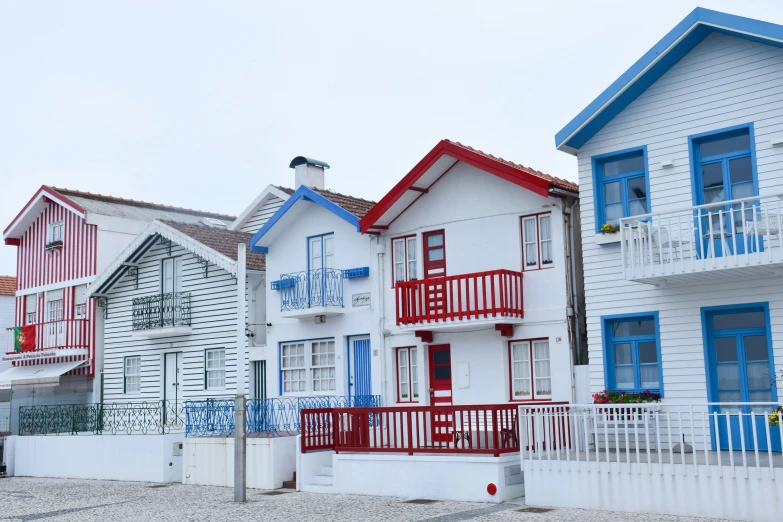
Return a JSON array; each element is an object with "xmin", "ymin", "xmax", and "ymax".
[{"xmin": 289, "ymin": 157, "xmax": 330, "ymax": 169}]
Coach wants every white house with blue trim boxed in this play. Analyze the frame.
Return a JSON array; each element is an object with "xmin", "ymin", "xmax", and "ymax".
[
  {"xmin": 249, "ymin": 157, "xmax": 381, "ymax": 410},
  {"xmin": 521, "ymin": 8, "xmax": 783, "ymax": 521}
]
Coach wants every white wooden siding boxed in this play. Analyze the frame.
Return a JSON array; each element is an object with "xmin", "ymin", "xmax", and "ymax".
[
  {"xmin": 101, "ymin": 238, "xmax": 247, "ymax": 403},
  {"xmin": 576, "ymin": 33, "xmax": 783, "ymax": 399},
  {"xmin": 239, "ymin": 195, "xmax": 285, "ymax": 233}
]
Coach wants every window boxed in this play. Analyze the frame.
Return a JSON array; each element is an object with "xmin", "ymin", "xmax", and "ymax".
[
  {"xmin": 396, "ymin": 347, "xmax": 419, "ymax": 402},
  {"xmin": 392, "ymin": 236, "xmax": 417, "ymax": 284},
  {"xmin": 509, "ymin": 339, "xmax": 551, "ymax": 400},
  {"xmin": 309, "ymin": 234, "xmax": 335, "ymax": 271},
  {"xmin": 161, "ymin": 257, "xmax": 182, "ymax": 294},
  {"xmin": 75, "ymin": 303, "xmax": 87, "ymax": 318},
  {"xmin": 521, "ymin": 214, "xmax": 554, "ymax": 270},
  {"xmin": 592, "ymin": 148, "xmax": 648, "ymax": 230},
  {"xmin": 690, "ymin": 125, "xmax": 756, "ymax": 252},
  {"xmin": 124, "ymin": 356, "xmax": 141, "ymax": 394},
  {"xmin": 205, "ymin": 348, "xmax": 226, "ymax": 390},
  {"xmin": 26, "ymin": 312, "xmax": 36, "ymax": 324},
  {"xmin": 46, "ymin": 221, "xmax": 64, "ymax": 246},
  {"xmin": 602, "ymin": 314, "xmax": 662, "ymax": 394},
  {"xmin": 280, "ymin": 339, "xmax": 335, "ymax": 395}
]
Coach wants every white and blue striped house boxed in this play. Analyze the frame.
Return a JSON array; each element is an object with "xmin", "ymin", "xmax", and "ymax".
[{"xmin": 522, "ymin": 8, "xmax": 783, "ymax": 521}]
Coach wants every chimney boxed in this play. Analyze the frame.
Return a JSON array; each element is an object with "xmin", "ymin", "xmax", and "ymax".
[{"xmin": 289, "ymin": 156, "xmax": 330, "ymax": 190}]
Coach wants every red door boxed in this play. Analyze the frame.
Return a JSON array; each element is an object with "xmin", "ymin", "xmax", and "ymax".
[
  {"xmin": 428, "ymin": 344, "xmax": 453, "ymax": 444},
  {"xmin": 423, "ymin": 230, "xmax": 446, "ymax": 319}
]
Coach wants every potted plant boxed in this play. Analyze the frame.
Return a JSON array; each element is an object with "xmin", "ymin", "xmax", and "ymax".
[
  {"xmin": 592, "ymin": 389, "xmax": 661, "ymax": 419},
  {"xmin": 600, "ymin": 223, "xmax": 620, "ymax": 235},
  {"xmin": 769, "ymin": 406, "xmax": 783, "ymax": 426},
  {"xmin": 45, "ymin": 239, "xmax": 63, "ymax": 250}
]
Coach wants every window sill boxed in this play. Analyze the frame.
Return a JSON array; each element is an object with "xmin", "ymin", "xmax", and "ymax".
[{"xmin": 594, "ymin": 233, "xmax": 620, "ymax": 246}]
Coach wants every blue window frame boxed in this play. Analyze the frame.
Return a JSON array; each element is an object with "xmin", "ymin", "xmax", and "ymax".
[
  {"xmin": 591, "ymin": 147, "xmax": 650, "ymax": 232},
  {"xmin": 688, "ymin": 124, "xmax": 758, "ymax": 256},
  {"xmin": 601, "ymin": 312, "xmax": 662, "ymax": 395}
]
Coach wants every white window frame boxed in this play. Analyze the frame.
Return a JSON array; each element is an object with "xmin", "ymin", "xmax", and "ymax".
[
  {"xmin": 75, "ymin": 303, "xmax": 87, "ymax": 318},
  {"xmin": 161, "ymin": 257, "xmax": 183, "ymax": 294},
  {"xmin": 521, "ymin": 213, "xmax": 554, "ymax": 270},
  {"xmin": 124, "ymin": 356, "xmax": 141, "ymax": 394},
  {"xmin": 391, "ymin": 236, "xmax": 418, "ymax": 285},
  {"xmin": 396, "ymin": 347, "xmax": 419, "ymax": 403},
  {"xmin": 205, "ymin": 348, "xmax": 226, "ymax": 390},
  {"xmin": 509, "ymin": 339, "xmax": 552, "ymax": 401},
  {"xmin": 46, "ymin": 221, "xmax": 64, "ymax": 245},
  {"xmin": 280, "ymin": 339, "xmax": 336, "ymax": 396}
]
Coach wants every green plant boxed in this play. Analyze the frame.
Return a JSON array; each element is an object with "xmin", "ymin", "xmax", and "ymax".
[
  {"xmin": 769, "ymin": 406, "xmax": 783, "ymax": 427},
  {"xmin": 592, "ymin": 389, "xmax": 660, "ymax": 404},
  {"xmin": 600, "ymin": 223, "xmax": 620, "ymax": 235}
]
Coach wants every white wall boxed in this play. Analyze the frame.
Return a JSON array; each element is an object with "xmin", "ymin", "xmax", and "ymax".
[
  {"xmin": 13, "ymin": 433, "xmax": 183, "ymax": 483},
  {"xmin": 0, "ymin": 294, "xmax": 14, "ymax": 430},
  {"xmin": 575, "ymin": 33, "xmax": 783, "ymax": 399},
  {"xmin": 523, "ymin": 460, "xmax": 782, "ymax": 522},
  {"xmin": 254, "ymin": 202, "xmax": 381, "ymax": 400},
  {"xmin": 102, "ymin": 237, "xmax": 245, "ymax": 403},
  {"xmin": 379, "ymin": 162, "xmax": 576, "ymax": 406},
  {"xmin": 183, "ymin": 436, "xmax": 296, "ymax": 489},
  {"xmin": 239, "ymin": 194, "xmax": 286, "ymax": 234}
]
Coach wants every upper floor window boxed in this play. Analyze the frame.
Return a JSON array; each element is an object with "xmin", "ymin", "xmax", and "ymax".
[
  {"xmin": 162, "ymin": 257, "xmax": 182, "ymax": 294},
  {"xmin": 602, "ymin": 313, "xmax": 662, "ymax": 395},
  {"xmin": 46, "ymin": 221, "xmax": 64, "ymax": 247},
  {"xmin": 521, "ymin": 214, "xmax": 553, "ymax": 270},
  {"xmin": 392, "ymin": 236, "xmax": 417, "ymax": 284},
  {"xmin": 309, "ymin": 234, "xmax": 334, "ymax": 271},
  {"xmin": 690, "ymin": 125, "xmax": 756, "ymax": 243},
  {"xmin": 509, "ymin": 339, "xmax": 551, "ymax": 400},
  {"xmin": 592, "ymin": 148, "xmax": 648, "ymax": 230}
]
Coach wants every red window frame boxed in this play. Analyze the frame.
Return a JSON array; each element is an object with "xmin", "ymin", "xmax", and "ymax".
[
  {"xmin": 520, "ymin": 213, "xmax": 554, "ymax": 271},
  {"xmin": 390, "ymin": 235, "xmax": 417, "ymax": 287},
  {"xmin": 507, "ymin": 337, "xmax": 553, "ymax": 402},
  {"xmin": 422, "ymin": 229, "xmax": 446, "ymax": 278},
  {"xmin": 395, "ymin": 347, "xmax": 419, "ymax": 403}
]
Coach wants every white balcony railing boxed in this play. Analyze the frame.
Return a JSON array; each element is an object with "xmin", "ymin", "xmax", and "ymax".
[{"xmin": 620, "ymin": 194, "xmax": 783, "ymax": 283}]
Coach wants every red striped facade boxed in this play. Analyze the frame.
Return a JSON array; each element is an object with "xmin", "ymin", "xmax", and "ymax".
[{"xmin": 10, "ymin": 201, "xmax": 97, "ymax": 377}]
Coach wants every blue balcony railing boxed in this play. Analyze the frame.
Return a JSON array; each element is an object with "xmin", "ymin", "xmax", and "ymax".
[
  {"xmin": 184, "ymin": 395, "xmax": 381, "ymax": 437},
  {"xmin": 278, "ymin": 268, "xmax": 344, "ymax": 312}
]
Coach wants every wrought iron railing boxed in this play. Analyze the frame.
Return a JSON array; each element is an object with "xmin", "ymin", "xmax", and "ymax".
[
  {"xmin": 185, "ymin": 395, "xmax": 381, "ymax": 437},
  {"xmin": 132, "ymin": 292, "xmax": 191, "ymax": 330},
  {"xmin": 18, "ymin": 401, "xmax": 184, "ymax": 435},
  {"xmin": 279, "ymin": 269, "xmax": 344, "ymax": 311}
]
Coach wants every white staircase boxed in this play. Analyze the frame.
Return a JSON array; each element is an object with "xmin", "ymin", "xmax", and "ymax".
[{"xmin": 304, "ymin": 465, "xmax": 333, "ymax": 493}]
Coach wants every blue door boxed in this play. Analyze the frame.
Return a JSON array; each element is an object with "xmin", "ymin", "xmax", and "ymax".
[
  {"xmin": 705, "ymin": 306, "xmax": 780, "ymax": 452},
  {"xmin": 348, "ymin": 337, "xmax": 372, "ymax": 404}
]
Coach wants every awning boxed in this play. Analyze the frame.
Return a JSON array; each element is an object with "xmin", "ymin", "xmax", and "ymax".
[{"xmin": 0, "ymin": 360, "xmax": 88, "ymax": 390}]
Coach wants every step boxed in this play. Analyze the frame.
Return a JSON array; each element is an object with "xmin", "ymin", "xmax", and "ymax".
[
  {"xmin": 301, "ymin": 483, "xmax": 333, "ymax": 494},
  {"xmin": 310, "ymin": 474, "xmax": 333, "ymax": 486},
  {"xmin": 281, "ymin": 471, "xmax": 297, "ymax": 489},
  {"xmin": 318, "ymin": 466, "xmax": 333, "ymax": 477}
]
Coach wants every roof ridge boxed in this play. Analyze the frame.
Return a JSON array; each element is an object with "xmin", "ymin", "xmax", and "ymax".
[
  {"xmin": 444, "ymin": 139, "xmax": 579, "ymax": 193},
  {"xmin": 51, "ymin": 187, "xmax": 237, "ymax": 220},
  {"xmin": 311, "ymin": 187, "xmax": 376, "ymax": 205}
]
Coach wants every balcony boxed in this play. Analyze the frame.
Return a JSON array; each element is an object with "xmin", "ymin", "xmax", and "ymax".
[
  {"xmin": 3, "ymin": 319, "xmax": 91, "ymax": 362},
  {"xmin": 395, "ymin": 269, "xmax": 524, "ymax": 331},
  {"xmin": 131, "ymin": 292, "xmax": 191, "ymax": 338},
  {"xmin": 619, "ymin": 194, "xmax": 783, "ymax": 286},
  {"xmin": 274, "ymin": 268, "xmax": 346, "ymax": 319}
]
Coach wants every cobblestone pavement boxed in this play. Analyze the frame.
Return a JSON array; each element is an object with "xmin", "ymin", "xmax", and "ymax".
[{"xmin": 0, "ymin": 478, "xmax": 731, "ymax": 522}]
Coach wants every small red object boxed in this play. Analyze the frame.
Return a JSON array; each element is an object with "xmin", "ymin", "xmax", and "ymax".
[{"xmin": 487, "ymin": 483, "xmax": 497, "ymax": 495}]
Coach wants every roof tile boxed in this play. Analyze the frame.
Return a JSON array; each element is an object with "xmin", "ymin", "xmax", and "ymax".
[
  {"xmin": 159, "ymin": 221, "xmax": 265, "ymax": 271},
  {"xmin": 275, "ymin": 186, "xmax": 376, "ymax": 218},
  {"xmin": 0, "ymin": 276, "xmax": 16, "ymax": 296}
]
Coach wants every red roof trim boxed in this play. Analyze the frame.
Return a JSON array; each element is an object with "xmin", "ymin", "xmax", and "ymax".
[
  {"xmin": 3, "ymin": 185, "xmax": 85, "ymax": 237},
  {"xmin": 359, "ymin": 140, "xmax": 553, "ymax": 233}
]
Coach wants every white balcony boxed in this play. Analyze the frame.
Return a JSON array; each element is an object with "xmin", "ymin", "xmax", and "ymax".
[{"xmin": 619, "ymin": 194, "xmax": 783, "ymax": 286}]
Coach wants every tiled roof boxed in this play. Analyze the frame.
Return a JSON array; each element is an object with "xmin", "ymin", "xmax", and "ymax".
[
  {"xmin": 160, "ymin": 221, "xmax": 266, "ymax": 271},
  {"xmin": 445, "ymin": 140, "xmax": 579, "ymax": 193},
  {"xmin": 276, "ymin": 186, "xmax": 376, "ymax": 218},
  {"xmin": 0, "ymin": 276, "xmax": 16, "ymax": 296},
  {"xmin": 52, "ymin": 187, "xmax": 237, "ymax": 221}
]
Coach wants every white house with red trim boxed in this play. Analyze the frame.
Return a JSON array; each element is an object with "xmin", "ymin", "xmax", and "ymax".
[
  {"xmin": 0, "ymin": 186, "xmax": 235, "ymax": 434},
  {"xmin": 293, "ymin": 140, "xmax": 582, "ymax": 502},
  {"xmin": 520, "ymin": 8, "xmax": 783, "ymax": 522}
]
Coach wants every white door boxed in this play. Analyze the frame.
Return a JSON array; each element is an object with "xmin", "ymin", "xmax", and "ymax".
[
  {"xmin": 164, "ymin": 352, "xmax": 182, "ymax": 404},
  {"xmin": 47, "ymin": 299, "xmax": 64, "ymax": 347}
]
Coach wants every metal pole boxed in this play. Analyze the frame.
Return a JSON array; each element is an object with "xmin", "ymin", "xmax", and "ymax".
[{"xmin": 234, "ymin": 243, "xmax": 247, "ymax": 502}]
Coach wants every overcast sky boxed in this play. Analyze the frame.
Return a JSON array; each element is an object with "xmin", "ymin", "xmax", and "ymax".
[{"xmin": 2, "ymin": 1, "xmax": 782, "ymax": 276}]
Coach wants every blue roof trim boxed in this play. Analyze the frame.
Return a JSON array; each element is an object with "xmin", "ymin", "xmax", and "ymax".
[
  {"xmin": 555, "ymin": 8, "xmax": 783, "ymax": 152},
  {"xmin": 249, "ymin": 186, "xmax": 360, "ymax": 253}
]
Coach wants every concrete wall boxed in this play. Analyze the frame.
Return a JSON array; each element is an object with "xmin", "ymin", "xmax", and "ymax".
[
  {"xmin": 13, "ymin": 433, "xmax": 183, "ymax": 483},
  {"xmin": 183, "ymin": 436, "xmax": 296, "ymax": 490},
  {"xmin": 523, "ymin": 459, "xmax": 782, "ymax": 522}
]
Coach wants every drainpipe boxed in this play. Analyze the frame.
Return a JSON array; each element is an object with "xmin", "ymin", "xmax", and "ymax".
[
  {"xmin": 567, "ymin": 198, "xmax": 582, "ymax": 366},
  {"xmin": 376, "ymin": 237, "xmax": 387, "ymax": 405}
]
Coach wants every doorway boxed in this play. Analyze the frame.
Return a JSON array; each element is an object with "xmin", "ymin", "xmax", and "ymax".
[
  {"xmin": 348, "ymin": 336, "xmax": 372, "ymax": 404},
  {"xmin": 163, "ymin": 352, "xmax": 182, "ymax": 425}
]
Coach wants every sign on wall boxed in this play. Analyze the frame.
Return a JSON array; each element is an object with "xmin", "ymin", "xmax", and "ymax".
[{"xmin": 352, "ymin": 293, "xmax": 371, "ymax": 307}]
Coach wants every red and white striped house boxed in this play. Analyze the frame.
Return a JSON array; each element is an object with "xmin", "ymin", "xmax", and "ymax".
[{"xmin": 0, "ymin": 186, "xmax": 235, "ymax": 415}]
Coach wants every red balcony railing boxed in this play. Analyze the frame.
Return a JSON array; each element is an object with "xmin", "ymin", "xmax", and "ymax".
[
  {"xmin": 302, "ymin": 403, "xmax": 523, "ymax": 456},
  {"xmin": 5, "ymin": 319, "xmax": 91, "ymax": 354},
  {"xmin": 394, "ymin": 269, "xmax": 523, "ymax": 325}
]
